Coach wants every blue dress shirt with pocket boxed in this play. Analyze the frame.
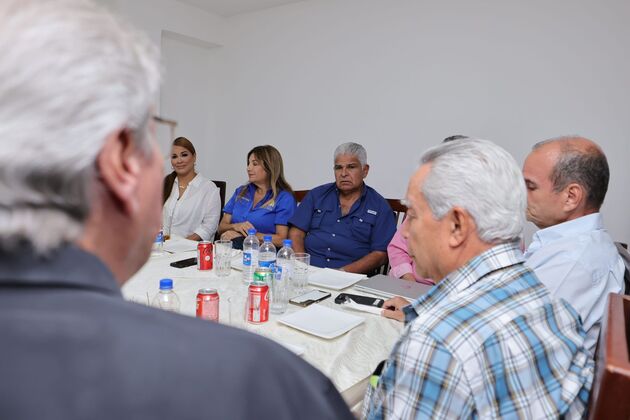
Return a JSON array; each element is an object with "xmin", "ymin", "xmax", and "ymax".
[{"xmin": 289, "ymin": 182, "xmax": 396, "ymax": 269}]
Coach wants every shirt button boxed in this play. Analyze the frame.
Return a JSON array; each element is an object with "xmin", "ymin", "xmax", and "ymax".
[
  {"xmin": 337, "ymin": 219, "xmax": 340, "ymax": 223},
  {"xmin": 332, "ymin": 233, "xmax": 336, "ymax": 237},
  {"xmin": 326, "ymin": 258, "xmax": 330, "ymax": 262},
  {"xmin": 327, "ymin": 248, "xmax": 331, "ymax": 251}
]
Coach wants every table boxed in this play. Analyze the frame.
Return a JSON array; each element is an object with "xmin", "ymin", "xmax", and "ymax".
[{"xmin": 122, "ymin": 240, "xmax": 402, "ymax": 395}]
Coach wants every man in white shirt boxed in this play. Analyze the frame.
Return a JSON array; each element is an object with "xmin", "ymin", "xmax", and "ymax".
[{"xmin": 523, "ymin": 136, "xmax": 624, "ymax": 354}]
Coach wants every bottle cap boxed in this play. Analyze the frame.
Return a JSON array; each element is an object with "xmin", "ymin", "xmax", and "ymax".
[
  {"xmin": 247, "ymin": 228, "xmax": 257, "ymax": 235},
  {"xmin": 159, "ymin": 278, "xmax": 173, "ymax": 290},
  {"xmin": 264, "ymin": 235, "xmax": 272, "ymax": 242},
  {"xmin": 283, "ymin": 239, "xmax": 292, "ymax": 247}
]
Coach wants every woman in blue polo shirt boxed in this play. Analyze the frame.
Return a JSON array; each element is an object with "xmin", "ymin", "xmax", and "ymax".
[{"xmin": 218, "ymin": 145, "xmax": 296, "ymax": 249}]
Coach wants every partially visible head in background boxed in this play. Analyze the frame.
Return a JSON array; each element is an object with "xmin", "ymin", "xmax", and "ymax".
[{"xmin": 523, "ymin": 136, "xmax": 609, "ymax": 229}]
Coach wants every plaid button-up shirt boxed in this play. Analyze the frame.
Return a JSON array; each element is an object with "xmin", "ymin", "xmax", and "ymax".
[{"xmin": 364, "ymin": 241, "xmax": 594, "ymax": 419}]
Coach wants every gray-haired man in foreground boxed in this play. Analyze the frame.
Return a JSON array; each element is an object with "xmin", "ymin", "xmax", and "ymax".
[
  {"xmin": 0, "ymin": 1, "xmax": 352, "ymax": 419},
  {"xmin": 364, "ymin": 139, "xmax": 593, "ymax": 419}
]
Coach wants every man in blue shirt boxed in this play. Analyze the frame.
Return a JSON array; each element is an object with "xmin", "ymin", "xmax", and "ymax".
[
  {"xmin": 289, "ymin": 142, "xmax": 396, "ymax": 274},
  {"xmin": 523, "ymin": 136, "xmax": 624, "ymax": 354},
  {"xmin": 365, "ymin": 138, "xmax": 593, "ymax": 418}
]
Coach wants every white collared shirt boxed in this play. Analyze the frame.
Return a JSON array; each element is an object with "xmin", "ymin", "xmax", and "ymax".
[
  {"xmin": 524, "ymin": 213, "xmax": 624, "ymax": 353},
  {"xmin": 162, "ymin": 174, "xmax": 221, "ymax": 241}
]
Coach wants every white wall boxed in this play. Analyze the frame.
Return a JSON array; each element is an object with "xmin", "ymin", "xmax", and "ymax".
[
  {"xmin": 98, "ymin": 0, "xmax": 227, "ymax": 176},
  {"xmin": 217, "ymin": 0, "xmax": 630, "ymax": 243},
  {"xmin": 99, "ymin": 0, "xmax": 629, "ymax": 243}
]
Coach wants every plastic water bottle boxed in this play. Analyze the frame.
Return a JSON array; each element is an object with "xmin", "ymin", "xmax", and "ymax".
[
  {"xmin": 151, "ymin": 229, "xmax": 164, "ymax": 256},
  {"xmin": 151, "ymin": 278, "xmax": 180, "ymax": 312},
  {"xmin": 242, "ymin": 228, "xmax": 260, "ymax": 284},
  {"xmin": 272, "ymin": 239, "xmax": 295, "ymax": 314},
  {"xmin": 258, "ymin": 235, "xmax": 277, "ymax": 273}
]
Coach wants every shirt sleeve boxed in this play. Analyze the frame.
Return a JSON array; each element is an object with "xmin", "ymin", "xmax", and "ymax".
[
  {"xmin": 273, "ymin": 191, "xmax": 297, "ymax": 226},
  {"xmin": 288, "ymin": 189, "xmax": 315, "ymax": 232},
  {"xmin": 192, "ymin": 183, "xmax": 221, "ymax": 241},
  {"xmin": 364, "ymin": 330, "xmax": 474, "ymax": 419},
  {"xmin": 369, "ymin": 200, "xmax": 397, "ymax": 252},
  {"xmin": 387, "ymin": 227, "xmax": 414, "ymax": 279},
  {"xmin": 223, "ymin": 187, "xmax": 241, "ymax": 215}
]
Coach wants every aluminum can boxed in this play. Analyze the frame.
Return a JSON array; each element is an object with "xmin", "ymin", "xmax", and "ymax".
[
  {"xmin": 197, "ymin": 241, "xmax": 213, "ymax": 270},
  {"xmin": 253, "ymin": 267, "xmax": 273, "ymax": 285},
  {"xmin": 196, "ymin": 288, "xmax": 219, "ymax": 322},
  {"xmin": 247, "ymin": 281, "xmax": 269, "ymax": 323}
]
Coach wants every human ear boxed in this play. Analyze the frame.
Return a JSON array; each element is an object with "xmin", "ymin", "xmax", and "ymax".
[
  {"xmin": 447, "ymin": 207, "xmax": 470, "ymax": 248},
  {"xmin": 96, "ymin": 128, "xmax": 143, "ymax": 216},
  {"xmin": 362, "ymin": 163, "xmax": 370, "ymax": 179},
  {"xmin": 562, "ymin": 183, "xmax": 583, "ymax": 212}
]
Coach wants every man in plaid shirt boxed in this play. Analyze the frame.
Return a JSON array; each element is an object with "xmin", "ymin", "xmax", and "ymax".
[{"xmin": 363, "ymin": 139, "xmax": 594, "ymax": 419}]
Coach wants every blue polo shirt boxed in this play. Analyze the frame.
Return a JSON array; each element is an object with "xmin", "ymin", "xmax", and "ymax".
[
  {"xmin": 289, "ymin": 182, "xmax": 396, "ymax": 269},
  {"xmin": 224, "ymin": 184, "xmax": 296, "ymax": 234}
]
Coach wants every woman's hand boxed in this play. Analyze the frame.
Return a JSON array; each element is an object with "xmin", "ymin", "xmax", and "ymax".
[
  {"xmin": 233, "ymin": 221, "xmax": 255, "ymax": 237},
  {"xmin": 221, "ymin": 230, "xmax": 244, "ymax": 241}
]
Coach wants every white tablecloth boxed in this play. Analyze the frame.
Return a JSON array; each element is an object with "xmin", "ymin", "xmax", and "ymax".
[{"xmin": 122, "ymin": 243, "xmax": 402, "ymax": 393}]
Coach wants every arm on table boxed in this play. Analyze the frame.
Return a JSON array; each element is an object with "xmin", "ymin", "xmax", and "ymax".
[
  {"xmin": 289, "ymin": 226, "xmax": 306, "ymax": 253},
  {"xmin": 192, "ymin": 185, "xmax": 222, "ymax": 240},
  {"xmin": 341, "ymin": 250, "xmax": 387, "ymax": 275},
  {"xmin": 256, "ymin": 225, "xmax": 289, "ymax": 248}
]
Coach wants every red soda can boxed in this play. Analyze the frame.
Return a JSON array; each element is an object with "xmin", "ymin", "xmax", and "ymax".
[
  {"xmin": 197, "ymin": 241, "xmax": 213, "ymax": 270},
  {"xmin": 247, "ymin": 281, "xmax": 269, "ymax": 324},
  {"xmin": 196, "ymin": 288, "xmax": 219, "ymax": 322}
]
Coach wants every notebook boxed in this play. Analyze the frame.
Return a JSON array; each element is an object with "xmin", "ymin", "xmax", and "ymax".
[{"xmin": 354, "ymin": 274, "xmax": 433, "ymax": 301}]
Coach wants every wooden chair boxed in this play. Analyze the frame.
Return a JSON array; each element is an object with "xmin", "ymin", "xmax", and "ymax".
[
  {"xmin": 211, "ymin": 180, "xmax": 226, "ymax": 240},
  {"xmin": 615, "ymin": 242, "xmax": 630, "ymax": 295},
  {"xmin": 294, "ymin": 189, "xmax": 309, "ymax": 204},
  {"xmin": 386, "ymin": 198, "xmax": 407, "ymax": 226},
  {"xmin": 371, "ymin": 198, "xmax": 408, "ymax": 276},
  {"xmin": 587, "ymin": 293, "xmax": 630, "ymax": 419}
]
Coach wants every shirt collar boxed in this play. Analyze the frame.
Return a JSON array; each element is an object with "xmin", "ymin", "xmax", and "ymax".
[
  {"xmin": 175, "ymin": 173, "xmax": 201, "ymax": 189},
  {"xmin": 404, "ymin": 240, "xmax": 524, "ymax": 323},
  {"xmin": 0, "ymin": 244, "xmax": 121, "ymax": 296},
  {"xmin": 247, "ymin": 183, "xmax": 274, "ymax": 207},
  {"xmin": 529, "ymin": 213, "xmax": 603, "ymax": 250}
]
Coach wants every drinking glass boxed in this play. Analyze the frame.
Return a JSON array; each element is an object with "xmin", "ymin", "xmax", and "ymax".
[
  {"xmin": 270, "ymin": 268, "xmax": 290, "ymax": 314},
  {"xmin": 292, "ymin": 253, "xmax": 310, "ymax": 294},
  {"xmin": 214, "ymin": 240, "xmax": 233, "ymax": 277}
]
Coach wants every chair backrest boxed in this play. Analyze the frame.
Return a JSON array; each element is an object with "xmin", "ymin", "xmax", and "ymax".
[
  {"xmin": 294, "ymin": 189, "xmax": 309, "ymax": 204},
  {"xmin": 587, "ymin": 293, "xmax": 630, "ymax": 419},
  {"xmin": 386, "ymin": 198, "xmax": 407, "ymax": 226},
  {"xmin": 615, "ymin": 242, "xmax": 630, "ymax": 295},
  {"xmin": 211, "ymin": 180, "xmax": 226, "ymax": 212}
]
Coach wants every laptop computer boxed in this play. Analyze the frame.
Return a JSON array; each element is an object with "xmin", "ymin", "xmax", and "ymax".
[{"xmin": 354, "ymin": 274, "xmax": 433, "ymax": 301}]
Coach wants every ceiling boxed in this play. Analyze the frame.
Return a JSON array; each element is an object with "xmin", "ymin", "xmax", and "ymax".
[{"xmin": 177, "ymin": 0, "xmax": 305, "ymax": 17}]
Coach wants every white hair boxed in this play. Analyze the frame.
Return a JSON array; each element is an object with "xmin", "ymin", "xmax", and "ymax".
[
  {"xmin": 334, "ymin": 142, "xmax": 367, "ymax": 167},
  {"xmin": 0, "ymin": 0, "xmax": 161, "ymax": 253},
  {"xmin": 419, "ymin": 138, "xmax": 525, "ymax": 243}
]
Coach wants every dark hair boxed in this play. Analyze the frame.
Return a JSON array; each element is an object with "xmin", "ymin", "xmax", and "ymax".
[
  {"xmin": 163, "ymin": 137, "xmax": 196, "ymax": 204},
  {"xmin": 442, "ymin": 135, "xmax": 469, "ymax": 143},
  {"xmin": 535, "ymin": 139, "xmax": 609, "ymax": 210},
  {"xmin": 237, "ymin": 145, "xmax": 294, "ymax": 205}
]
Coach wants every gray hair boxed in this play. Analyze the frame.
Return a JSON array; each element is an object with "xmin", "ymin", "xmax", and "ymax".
[
  {"xmin": 419, "ymin": 139, "xmax": 526, "ymax": 243},
  {"xmin": 334, "ymin": 142, "xmax": 367, "ymax": 167},
  {"xmin": 533, "ymin": 136, "xmax": 609, "ymax": 210},
  {"xmin": 0, "ymin": 0, "xmax": 161, "ymax": 253}
]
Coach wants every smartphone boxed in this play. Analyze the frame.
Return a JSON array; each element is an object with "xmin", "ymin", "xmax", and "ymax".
[
  {"xmin": 289, "ymin": 289, "xmax": 331, "ymax": 307},
  {"xmin": 335, "ymin": 293, "xmax": 385, "ymax": 308},
  {"xmin": 169, "ymin": 257, "xmax": 197, "ymax": 269}
]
